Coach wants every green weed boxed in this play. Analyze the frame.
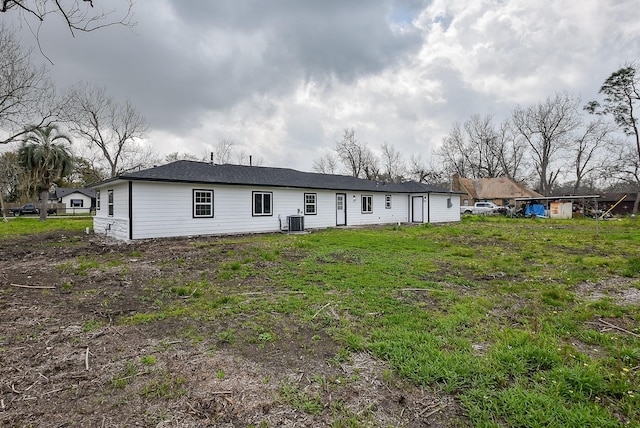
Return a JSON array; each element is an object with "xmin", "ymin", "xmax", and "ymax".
[
  {"xmin": 110, "ymin": 361, "xmax": 139, "ymax": 389},
  {"xmin": 218, "ymin": 329, "xmax": 236, "ymax": 344},
  {"xmin": 623, "ymin": 257, "xmax": 640, "ymax": 277},
  {"xmin": 140, "ymin": 356, "xmax": 156, "ymax": 366},
  {"xmin": 81, "ymin": 319, "xmax": 102, "ymax": 333},
  {"xmin": 74, "ymin": 217, "xmax": 640, "ymax": 426},
  {"xmin": 279, "ymin": 383, "xmax": 323, "ymax": 415},
  {"xmin": 140, "ymin": 373, "xmax": 186, "ymax": 399}
]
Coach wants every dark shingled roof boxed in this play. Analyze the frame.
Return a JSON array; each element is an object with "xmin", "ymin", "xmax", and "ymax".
[
  {"xmin": 105, "ymin": 160, "xmax": 455, "ymax": 194},
  {"xmin": 55, "ymin": 187, "xmax": 96, "ymax": 199}
]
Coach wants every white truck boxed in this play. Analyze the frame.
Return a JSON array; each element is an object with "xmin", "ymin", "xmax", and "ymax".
[{"xmin": 460, "ymin": 201, "xmax": 501, "ymax": 215}]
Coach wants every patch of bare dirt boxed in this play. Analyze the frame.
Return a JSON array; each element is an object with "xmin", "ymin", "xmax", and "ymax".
[
  {"xmin": 0, "ymin": 232, "xmax": 465, "ymax": 427},
  {"xmin": 573, "ymin": 278, "xmax": 640, "ymax": 307}
]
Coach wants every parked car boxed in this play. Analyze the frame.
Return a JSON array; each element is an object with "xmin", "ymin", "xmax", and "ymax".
[
  {"xmin": 9, "ymin": 203, "xmax": 40, "ymax": 216},
  {"xmin": 460, "ymin": 202, "xmax": 501, "ymax": 215}
]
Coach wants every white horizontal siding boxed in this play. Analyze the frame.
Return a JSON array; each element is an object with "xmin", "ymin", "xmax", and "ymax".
[
  {"xmin": 94, "ymin": 217, "xmax": 129, "ymax": 240},
  {"xmin": 93, "ymin": 181, "xmax": 130, "ymax": 240},
  {"xmin": 301, "ymin": 190, "xmax": 337, "ymax": 228},
  {"xmin": 344, "ymin": 193, "xmax": 409, "ymax": 226},
  {"xmin": 429, "ymin": 193, "xmax": 461, "ymax": 223},
  {"xmin": 129, "ymin": 184, "xmax": 414, "ymax": 239},
  {"xmin": 60, "ymin": 193, "xmax": 92, "ymax": 212},
  {"xmin": 93, "ymin": 180, "xmax": 459, "ymax": 241}
]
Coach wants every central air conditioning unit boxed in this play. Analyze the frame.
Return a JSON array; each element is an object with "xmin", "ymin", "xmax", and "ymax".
[{"xmin": 287, "ymin": 215, "xmax": 304, "ymax": 232}]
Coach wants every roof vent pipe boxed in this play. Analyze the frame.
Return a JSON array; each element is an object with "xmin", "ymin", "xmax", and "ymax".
[{"xmin": 249, "ymin": 155, "xmax": 252, "ymax": 166}]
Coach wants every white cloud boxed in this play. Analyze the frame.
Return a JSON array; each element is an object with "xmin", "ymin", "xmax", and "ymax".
[{"xmin": 4, "ymin": 0, "xmax": 640, "ymax": 174}]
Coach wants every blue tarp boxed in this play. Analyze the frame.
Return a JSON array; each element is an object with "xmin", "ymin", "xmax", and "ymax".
[{"xmin": 525, "ymin": 203, "xmax": 546, "ymax": 217}]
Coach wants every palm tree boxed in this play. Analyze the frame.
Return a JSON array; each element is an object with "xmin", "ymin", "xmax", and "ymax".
[{"xmin": 17, "ymin": 125, "xmax": 73, "ymax": 220}]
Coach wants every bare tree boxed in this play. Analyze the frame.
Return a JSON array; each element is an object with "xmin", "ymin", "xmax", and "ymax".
[
  {"xmin": 334, "ymin": 128, "xmax": 379, "ymax": 179},
  {"xmin": 408, "ymin": 153, "xmax": 448, "ymax": 186},
  {"xmin": 211, "ymin": 138, "xmax": 235, "ymax": 164},
  {"xmin": 1, "ymin": 0, "xmax": 135, "ymax": 37},
  {"xmin": 599, "ymin": 141, "xmax": 640, "ymax": 200},
  {"xmin": 236, "ymin": 150, "xmax": 263, "ymax": 166},
  {"xmin": 497, "ymin": 121, "xmax": 527, "ymax": 181},
  {"xmin": 164, "ymin": 152, "xmax": 202, "ymax": 163},
  {"xmin": 361, "ymin": 146, "xmax": 380, "ymax": 180},
  {"xmin": 380, "ymin": 143, "xmax": 406, "ymax": 182},
  {"xmin": 436, "ymin": 121, "xmax": 470, "ymax": 177},
  {"xmin": 571, "ymin": 119, "xmax": 616, "ymax": 193},
  {"xmin": 436, "ymin": 115, "xmax": 516, "ymax": 180},
  {"xmin": 586, "ymin": 62, "xmax": 640, "ymax": 213},
  {"xmin": 63, "ymin": 82, "xmax": 155, "ymax": 177},
  {"xmin": 68, "ymin": 154, "xmax": 105, "ymax": 185},
  {"xmin": 335, "ymin": 128, "xmax": 365, "ymax": 177},
  {"xmin": 511, "ymin": 93, "xmax": 581, "ymax": 195},
  {"xmin": 465, "ymin": 114, "xmax": 504, "ymax": 177},
  {"xmin": 0, "ymin": 24, "xmax": 60, "ymax": 145},
  {"xmin": 312, "ymin": 153, "xmax": 339, "ymax": 174}
]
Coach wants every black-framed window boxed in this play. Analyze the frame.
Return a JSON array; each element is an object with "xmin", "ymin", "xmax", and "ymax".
[
  {"xmin": 107, "ymin": 189, "xmax": 114, "ymax": 216},
  {"xmin": 70, "ymin": 199, "xmax": 84, "ymax": 207},
  {"xmin": 304, "ymin": 193, "xmax": 317, "ymax": 215},
  {"xmin": 361, "ymin": 195, "xmax": 373, "ymax": 214},
  {"xmin": 385, "ymin": 194, "xmax": 392, "ymax": 209},
  {"xmin": 193, "ymin": 189, "xmax": 214, "ymax": 218},
  {"xmin": 253, "ymin": 191, "xmax": 273, "ymax": 216},
  {"xmin": 96, "ymin": 190, "xmax": 101, "ymax": 210}
]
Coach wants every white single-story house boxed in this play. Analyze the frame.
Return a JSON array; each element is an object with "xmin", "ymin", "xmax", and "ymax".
[
  {"xmin": 53, "ymin": 187, "xmax": 96, "ymax": 214},
  {"xmin": 91, "ymin": 160, "xmax": 462, "ymax": 241}
]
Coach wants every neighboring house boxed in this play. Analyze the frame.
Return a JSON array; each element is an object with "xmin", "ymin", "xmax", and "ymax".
[
  {"xmin": 91, "ymin": 160, "xmax": 462, "ymax": 241},
  {"xmin": 52, "ymin": 187, "xmax": 97, "ymax": 214},
  {"xmin": 597, "ymin": 193, "xmax": 638, "ymax": 216},
  {"xmin": 452, "ymin": 174, "xmax": 542, "ymax": 207}
]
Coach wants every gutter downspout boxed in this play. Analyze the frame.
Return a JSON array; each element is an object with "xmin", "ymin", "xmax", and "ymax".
[{"xmin": 128, "ymin": 181, "xmax": 133, "ymax": 241}]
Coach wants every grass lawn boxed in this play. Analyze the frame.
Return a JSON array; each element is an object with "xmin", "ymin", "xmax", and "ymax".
[
  {"xmin": 3, "ymin": 216, "xmax": 639, "ymax": 426},
  {"xmin": 0, "ymin": 216, "xmax": 92, "ymax": 238}
]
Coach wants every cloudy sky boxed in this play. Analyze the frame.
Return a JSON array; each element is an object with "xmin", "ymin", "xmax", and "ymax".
[{"xmin": 6, "ymin": 0, "xmax": 640, "ymax": 173}]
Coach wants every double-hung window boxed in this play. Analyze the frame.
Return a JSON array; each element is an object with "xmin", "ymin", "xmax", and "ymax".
[
  {"xmin": 193, "ymin": 189, "xmax": 214, "ymax": 218},
  {"xmin": 304, "ymin": 193, "xmax": 317, "ymax": 215},
  {"xmin": 253, "ymin": 191, "xmax": 272, "ymax": 216},
  {"xmin": 361, "ymin": 195, "xmax": 373, "ymax": 214},
  {"xmin": 96, "ymin": 190, "xmax": 101, "ymax": 211},
  {"xmin": 107, "ymin": 190, "xmax": 114, "ymax": 216},
  {"xmin": 385, "ymin": 194, "xmax": 392, "ymax": 209}
]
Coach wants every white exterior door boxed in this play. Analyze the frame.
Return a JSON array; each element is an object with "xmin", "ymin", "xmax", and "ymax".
[
  {"xmin": 336, "ymin": 193, "xmax": 346, "ymax": 226},
  {"xmin": 412, "ymin": 196, "xmax": 424, "ymax": 223}
]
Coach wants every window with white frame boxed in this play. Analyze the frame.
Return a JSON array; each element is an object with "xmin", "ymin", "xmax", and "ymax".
[
  {"xmin": 361, "ymin": 195, "xmax": 373, "ymax": 214},
  {"xmin": 253, "ymin": 191, "xmax": 272, "ymax": 216},
  {"xmin": 70, "ymin": 199, "xmax": 84, "ymax": 207},
  {"xmin": 193, "ymin": 189, "xmax": 214, "ymax": 217},
  {"xmin": 304, "ymin": 193, "xmax": 317, "ymax": 215},
  {"xmin": 107, "ymin": 190, "xmax": 114, "ymax": 216},
  {"xmin": 385, "ymin": 194, "xmax": 392, "ymax": 209},
  {"xmin": 96, "ymin": 190, "xmax": 100, "ymax": 210}
]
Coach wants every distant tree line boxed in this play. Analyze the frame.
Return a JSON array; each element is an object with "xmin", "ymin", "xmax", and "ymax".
[
  {"xmin": 1, "ymin": 11, "xmax": 639, "ymax": 215},
  {"xmin": 313, "ymin": 64, "xmax": 640, "ymax": 213},
  {"xmin": 313, "ymin": 128, "xmax": 450, "ymax": 187}
]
